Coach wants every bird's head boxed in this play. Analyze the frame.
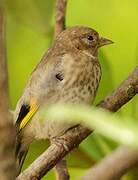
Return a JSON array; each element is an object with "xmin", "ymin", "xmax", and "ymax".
[{"xmin": 56, "ymin": 26, "xmax": 113, "ymax": 56}]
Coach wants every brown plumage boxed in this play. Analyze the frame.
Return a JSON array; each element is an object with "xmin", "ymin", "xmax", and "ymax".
[{"xmin": 14, "ymin": 26, "xmax": 113, "ymax": 174}]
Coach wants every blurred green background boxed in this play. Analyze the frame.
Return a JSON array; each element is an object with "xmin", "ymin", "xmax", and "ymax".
[{"xmin": 1, "ymin": 0, "xmax": 138, "ymax": 179}]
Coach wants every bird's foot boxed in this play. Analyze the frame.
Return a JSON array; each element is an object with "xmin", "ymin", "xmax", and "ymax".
[{"xmin": 51, "ymin": 137, "xmax": 69, "ymax": 152}]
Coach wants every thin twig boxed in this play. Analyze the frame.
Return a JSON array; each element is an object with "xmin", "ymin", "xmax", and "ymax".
[
  {"xmin": 0, "ymin": 8, "xmax": 16, "ymax": 180},
  {"xmin": 98, "ymin": 66, "xmax": 138, "ymax": 111},
  {"xmin": 16, "ymin": 66, "xmax": 138, "ymax": 180},
  {"xmin": 55, "ymin": 160, "xmax": 70, "ymax": 180},
  {"xmin": 54, "ymin": 0, "xmax": 67, "ymax": 38},
  {"xmin": 54, "ymin": 0, "xmax": 69, "ymax": 179}
]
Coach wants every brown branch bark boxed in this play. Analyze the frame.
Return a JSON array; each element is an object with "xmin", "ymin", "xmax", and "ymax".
[
  {"xmin": 0, "ymin": 8, "xmax": 16, "ymax": 180},
  {"xmin": 55, "ymin": 160, "xmax": 70, "ymax": 180},
  {"xmin": 98, "ymin": 66, "xmax": 138, "ymax": 111},
  {"xmin": 54, "ymin": 0, "xmax": 67, "ymax": 38},
  {"xmin": 82, "ymin": 146, "xmax": 138, "ymax": 180},
  {"xmin": 16, "ymin": 66, "xmax": 138, "ymax": 180},
  {"xmin": 54, "ymin": 0, "xmax": 69, "ymax": 179}
]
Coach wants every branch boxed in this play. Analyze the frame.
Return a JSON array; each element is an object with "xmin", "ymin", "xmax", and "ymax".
[
  {"xmin": 0, "ymin": 8, "xmax": 16, "ymax": 179},
  {"xmin": 17, "ymin": 66, "xmax": 138, "ymax": 180},
  {"xmin": 98, "ymin": 66, "xmax": 138, "ymax": 111},
  {"xmin": 16, "ymin": 126, "xmax": 91, "ymax": 180},
  {"xmin": 82, "ymin": 146, "xmax": 138, "ymax": 180},
  {"xmin": 54, "ymin": 0, "xmax": 69, "ymax": 179},
  {"xmin": 54, "ymin": 0, "xmax": 67, "ymax": 38},
  {"xmin": 55, "ymin": 160, "xmax": 70, "ymax": 180}
]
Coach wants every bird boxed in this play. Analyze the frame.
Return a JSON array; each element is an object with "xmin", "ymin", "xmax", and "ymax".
[{"xmin": 14, "ymin": 26, "xmax": 113, "ymax": 174}]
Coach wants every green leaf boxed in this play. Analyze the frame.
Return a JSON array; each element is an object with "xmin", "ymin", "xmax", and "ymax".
[{"xmin": 44, "ymin": 104, "xmax": 138, "ymax": 147}]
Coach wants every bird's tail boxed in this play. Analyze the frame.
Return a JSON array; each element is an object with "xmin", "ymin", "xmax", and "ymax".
[{"xmin": 15, "ymin": 134, "xmax": 29, "ymax": 176}]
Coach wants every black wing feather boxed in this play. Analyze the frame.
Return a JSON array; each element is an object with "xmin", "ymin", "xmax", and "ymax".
[{"xmin": 16, "ymin": 104, "xmax": 30, "ymax": 128}]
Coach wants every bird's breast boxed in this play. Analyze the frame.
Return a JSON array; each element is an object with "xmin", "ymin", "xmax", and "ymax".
[{"xmin": 61, "ymin": 59, "xmax": 101, "ymax": 104}]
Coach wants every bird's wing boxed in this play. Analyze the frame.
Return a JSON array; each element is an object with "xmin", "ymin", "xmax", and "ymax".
[
  {"xmin": 15, "ymin": 100, "xmax": 39, "ymax": 130},
  {"xmin": 15, "ymin": 47, "xmax": 64, "ymax": 175}
]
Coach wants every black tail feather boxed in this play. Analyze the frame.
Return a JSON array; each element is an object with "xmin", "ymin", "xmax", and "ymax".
[
  {"xmin": 15, "ymin": 147, "xmax": 29, "ymax": 176},
  {"xmin": 15, "ymin": 131, "xmax": 29, "ymax": 176}
]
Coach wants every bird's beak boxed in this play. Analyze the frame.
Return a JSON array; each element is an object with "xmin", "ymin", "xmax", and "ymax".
[{"xmin": 99, "ymin": 37, "xmax": 114, "ymax": 47}]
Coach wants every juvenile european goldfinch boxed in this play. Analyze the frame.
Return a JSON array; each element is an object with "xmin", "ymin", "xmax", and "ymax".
[{"xmin": 14, "ymin": 26, "xmax": 113, "ymax": 174}]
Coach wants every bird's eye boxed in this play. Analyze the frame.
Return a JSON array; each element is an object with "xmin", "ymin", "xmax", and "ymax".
[
  {"xmin": 55, "ymin": 73, "xmax": 63, "ymax": 81},
  {"xmin": 87, "ymin": 35, "xmax": 94, "ymax": 41}
]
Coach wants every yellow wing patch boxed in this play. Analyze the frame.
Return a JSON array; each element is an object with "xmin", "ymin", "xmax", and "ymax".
[{"xmin": 19, "ymin": 102, "xmax": 39, "ymax": 130}]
